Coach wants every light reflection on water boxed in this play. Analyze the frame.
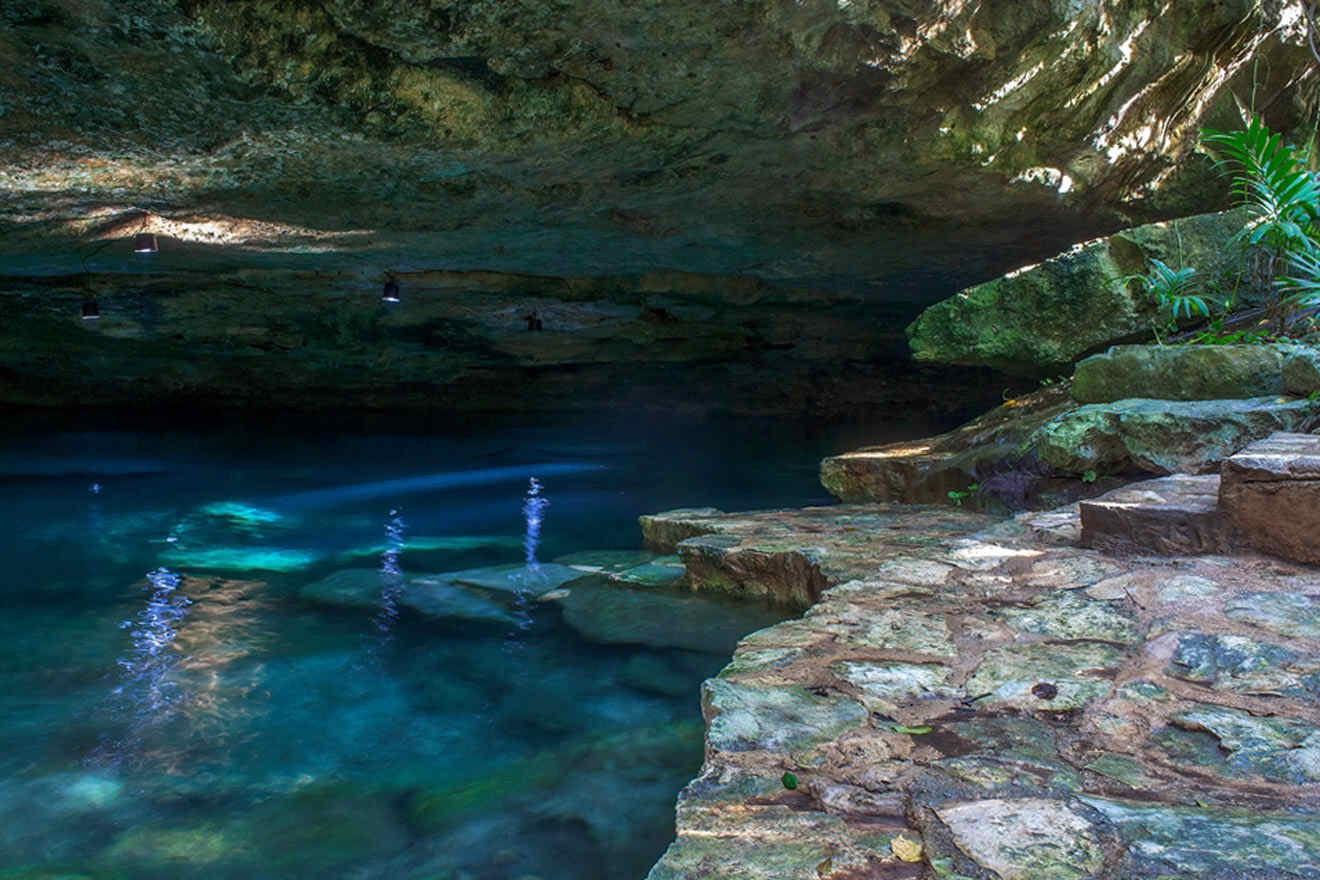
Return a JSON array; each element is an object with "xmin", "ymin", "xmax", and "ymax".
[
  {"xmin": 366, "ymin": 507, "xmax": 407, "ymax": 663},
  {"xmin": 91, "ymin": 568, "xmax": 192, "ymax": 770},
  {"xmin": 0, "ymin": 414, "xmax": 899, "ymax": 879}
]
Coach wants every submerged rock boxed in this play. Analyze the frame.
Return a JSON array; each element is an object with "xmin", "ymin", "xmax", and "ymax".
[
  {"xmin": 430, "ymin": 562, "xmax": 587, "ymax": 598},
  {"xmin": 158, "ymin": 546, "xmax": 321, "ymax": 573},
  {"xmin": 299, "ymin": 568, "xmax": 515, "ymax": 625},
  {"xmin": 553, "ymin": 581, "xmax": 787, "ymax": 654}
]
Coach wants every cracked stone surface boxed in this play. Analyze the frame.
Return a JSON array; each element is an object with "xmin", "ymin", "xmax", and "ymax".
[{"xmin": 642, "ymin": 500, "xmax": 1320, "ymax": 880}]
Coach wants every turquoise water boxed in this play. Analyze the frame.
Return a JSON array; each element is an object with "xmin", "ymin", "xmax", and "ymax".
[{"xmin": 0, "ymin": 411, "xmax": 932, "ymax": 879}]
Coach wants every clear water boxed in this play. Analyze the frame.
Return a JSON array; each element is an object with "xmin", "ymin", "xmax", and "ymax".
[{"xmin": 0, "ymin": 411, "xmax": 940, "ymax": 879}]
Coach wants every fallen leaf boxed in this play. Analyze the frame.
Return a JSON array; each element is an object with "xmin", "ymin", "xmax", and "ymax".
[
  {"xmin": 891, "ymin": 834, "xmax": 923, "ymax": 863},
  {"xmin": 890, "ymin": 724, "xmax": 933, "ymax": 735}
]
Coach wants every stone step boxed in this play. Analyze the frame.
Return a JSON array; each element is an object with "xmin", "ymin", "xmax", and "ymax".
[
  {"xmin": 1220, "ymin": 432, "xmax": 1320, "ymax": 565},
  {"xmin": 1079, "ymin": 474, "xmax": 1234, "ymax": 556}
]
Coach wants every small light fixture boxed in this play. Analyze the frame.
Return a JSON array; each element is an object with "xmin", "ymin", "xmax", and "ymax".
[
  {"xmin": 81, "ymin": 298, "xmax": 100, "ymax": 320},
  {"xmin": 134, "ymin": 233, "xmax": 158, "ymax": 254},
  {"xmin": 382, "ymin": 275, "xmax": 400, "ymax": 303}
]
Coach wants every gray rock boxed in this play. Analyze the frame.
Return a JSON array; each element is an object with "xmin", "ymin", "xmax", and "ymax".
[{"xmin": 1081, "ymin": 798, "xmax": 1320, "ymax": 880}]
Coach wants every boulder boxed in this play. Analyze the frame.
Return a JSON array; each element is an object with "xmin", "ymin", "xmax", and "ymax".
[
  {"xmin": 1071, "ymin": 344, "xmax": 1294, "ymax": 403},
  {"xmin": 1030, "ymin": 396, "xmax": 1320, "ymax": 476},
  {"xmin": 907, "ymin": 211, "xmax": 1247, "ymax": 375},
  {"xmin": 1219, "ymin": 432, "xmax": 1320, "ymax": 564}
]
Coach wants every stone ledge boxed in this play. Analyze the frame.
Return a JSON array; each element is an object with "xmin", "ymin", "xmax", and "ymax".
[
  {"xmin": 644, "ymin": 498, "xmax": 1320, "ymax": 880},
  {"xmin": 1221, "ymin": 432, "xmax": 1320, "ymax": 565},
  {"xmin": 1078, "ymin": 474, "xmax": 1235, "ymax": 556}
]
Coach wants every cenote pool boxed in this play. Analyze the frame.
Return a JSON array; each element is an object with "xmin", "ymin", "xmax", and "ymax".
[{"xmin": 0, "ymin": 410, "xmax": 959, "ymax": 879}]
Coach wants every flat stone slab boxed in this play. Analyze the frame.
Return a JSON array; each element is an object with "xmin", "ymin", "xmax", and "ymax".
[
  {"xmin": 645, "ymin": 500, "xmax": 1320, "ymax": 880},
  {"xmin": 643, "ymin": 504, "xmax": 996, "ymax": 608},
  {"xmin": 1221, "ymin": 432, "xmax": 1320, "ymax": 564},
  {"xmin": 1079, "ymin": 474, "xmax": 1234, "ymax": 556}
]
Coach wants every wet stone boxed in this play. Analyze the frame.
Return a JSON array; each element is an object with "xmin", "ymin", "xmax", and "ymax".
[
  {"xmin": 434, "ymin": 562, "xmax": 587, "ymax": 597},
  {"xmin": 554, "ymin": 549, "xmax": 657, "ymax": 572},
  {"xmin": 555, "ymin": 581, "xmax": 787, "ymax": 654},
  {"xmin": 301, "ymin": 569, "xmax": 516, "ymax": 626},
  {"xmin": 608, "ymin": 556, "xmax": 686, "ymax": 588},
  {"xmin": 1155, "ymin": 705, "xmax": 1320, "ymax": 784},
  {"xmin": 400, "ymin": 581, "xmax": 516, "ymax": 627}
]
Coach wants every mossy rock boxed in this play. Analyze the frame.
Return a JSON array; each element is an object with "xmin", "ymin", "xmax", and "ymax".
[
  {"xmin": 907, "ymin": 210, "xmax": 1249, "ymax": 375},
  {"xmin": 1071, "ymin": 344, "xmax": 1296, "ymax": 403}
]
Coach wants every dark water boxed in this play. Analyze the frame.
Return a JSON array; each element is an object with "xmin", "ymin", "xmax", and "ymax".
[{"xmin": 0, "ymin": 410, "xmax": 951, "ymax": 879}]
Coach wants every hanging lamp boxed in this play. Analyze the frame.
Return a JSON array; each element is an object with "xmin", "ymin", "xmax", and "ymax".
[{"xmin": 382, "ymin": 275, "xmax": 400, "ymax": 303}]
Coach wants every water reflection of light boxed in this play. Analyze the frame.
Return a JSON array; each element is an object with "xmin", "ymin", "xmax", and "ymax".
[
  {"xmin": 92, "ymin": 572, "xmax": 276, "ymax": 774},
  {"xmin": 365, "ymin": 508, "xmax": 406, "ymax": 663},
  {"xmin": 509, "ymin": 478, "xmax": 550, "ymax": 636},
  {"xmin": 91, "ymin": 568, "xmax": 192, "ymax": 768},
  {"xmin": 522, "ymin": 478, "xmax": 548, "ymax": 570}
]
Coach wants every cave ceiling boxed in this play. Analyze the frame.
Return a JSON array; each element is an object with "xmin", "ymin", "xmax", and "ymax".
[{"xmin": 0, "ymin": 0, "xmax": 1313, "ymax": 296}]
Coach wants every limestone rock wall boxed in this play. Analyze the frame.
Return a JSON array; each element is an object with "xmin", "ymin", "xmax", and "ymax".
[{"xmin": 0, "ymin": 0, "xmax": 1311, "ymax": 289}]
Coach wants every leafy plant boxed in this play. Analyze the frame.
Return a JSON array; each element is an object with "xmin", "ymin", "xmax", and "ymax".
[
  {"xmin": 1122, "ymin": 258, "xmax": 1212, "ymax": 325},
  {"xmin": 1202, "ymin": 117, "xmax": 1320, "ymax": 331},
  {"xmin": 946, "ymin": 483, "xmax": 978, "ymax": 506}
]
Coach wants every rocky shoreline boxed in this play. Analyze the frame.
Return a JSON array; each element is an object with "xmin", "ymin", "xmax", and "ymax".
[{"xmin": 640, "ymin": 440, "xmax": 1320, "ymax": 879}]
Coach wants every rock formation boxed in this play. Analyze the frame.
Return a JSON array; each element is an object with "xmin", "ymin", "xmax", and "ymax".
[{"xmin": 0, "ymin": 0, "xmax": 1314, "ymax": 409}]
